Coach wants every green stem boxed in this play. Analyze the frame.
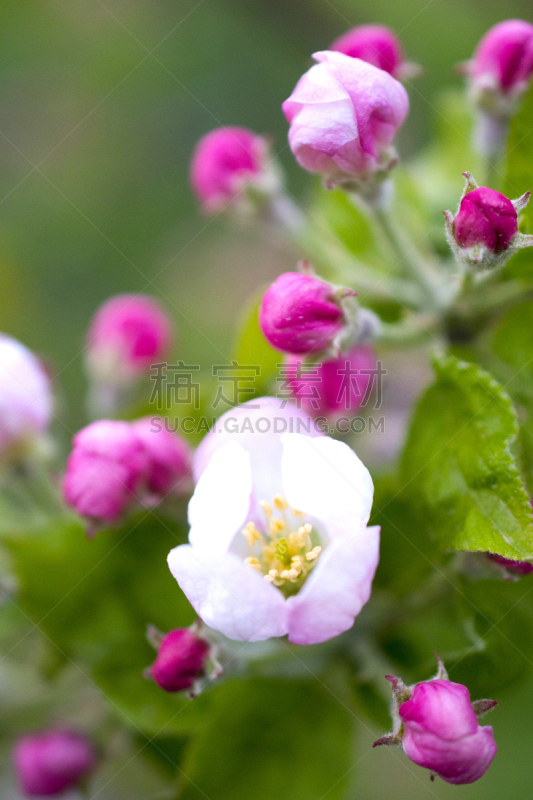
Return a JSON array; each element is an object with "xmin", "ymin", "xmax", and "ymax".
[{"xmin": 369, "ymin": 204, "xmax": 442, "ymax": 311}]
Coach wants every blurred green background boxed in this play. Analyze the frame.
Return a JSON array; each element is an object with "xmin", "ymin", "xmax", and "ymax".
[{"xmin": 1, "ymin": 0, "xmax": 533, "ymax": 797}]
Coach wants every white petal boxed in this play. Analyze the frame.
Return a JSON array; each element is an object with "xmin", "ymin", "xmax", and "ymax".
[
  {"xmin": 280, "ymin": 434, "xmax": 374, "ymax": 538},
  {"xmin": 167, "ymin": 545, "xmax": 288, "ymax": 642},
  {"xmin": 188, "ymin": 441, "xmax": 252, "ymax": 555},
  {"xmin": 286, "ymin": 525, "xmax": 380, "ymax": 645},
  {"xmin": 193, "ymin": 398, "xmax": 322, "ymax": 508}
]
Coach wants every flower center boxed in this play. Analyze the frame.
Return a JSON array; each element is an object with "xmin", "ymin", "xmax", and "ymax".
[{"xmin": 241, "ymin": 493, "xmax": 322, "ymax": 598}]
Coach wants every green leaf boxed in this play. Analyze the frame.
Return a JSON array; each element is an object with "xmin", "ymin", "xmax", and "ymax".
[
  {"xmin": 400, "ymin": 352, "xmax": 533, "ymax": 559},
  {"xmin": 449, "ymin": 577, "xmax": 533, "ymax": 697},
  {"xmin": 2, "ymin": 511, "xmax": 207, "ymax": 737},
  {"xmin": 177, "ymin": 678, "xmax": 354, "ymax": 800},
  {"xmin": 489, "ymin": 301, "xmax": 533, "ymax": 493},
  {"xmin": 506, "ymin": 82, "xmax": 533, "ymax": 233},
  {"xmin": 233, "ymin": 291, "xmax": 280, "ymax": 397}
]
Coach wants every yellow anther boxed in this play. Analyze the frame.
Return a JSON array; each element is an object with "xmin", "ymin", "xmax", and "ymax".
[
  {"xmin": 259, "ymin": 500, "xmax": 272, "ymax": 519},
  {"xmin": 263, "ymin": 574, "xmax": 275, "ymax": 582},
  {"xmin": 290, "ymin": 507, "xmax": 304, "ymax": 518},
  {"xmin": 298, "ymin": 523, "xmax": 312, "ymax": 536},
  {"xmin": 244, "ymin": 557, "xmax": 261, "ymax": 571},
  {"xmin": 287, "ymin": 568, "xmax": 299, "ymax": 580},
  {"xmin": 314, "ymin": 546, "xmax": 322, "ymax": 555},
  {"xmin": 306, "ymin": 551, "xmax": 318, "ymax": 561},
  {"xmin": 242, "ymin": 522, "xmax": 263, "ymax": 547},
  {"xmin": 280, "ymin": 569, "xmax": 291, "ymax": 579},
  {"xmin": 273, "ymin": 494, "xmax": 289, "ymax": 511},
  {"xmin": 269, "ymin": 517, "xmax": 285, "ymax": 535},
  {"xmin": 268, "ymin": 569, "xmax": 278, "ymax": 578}
]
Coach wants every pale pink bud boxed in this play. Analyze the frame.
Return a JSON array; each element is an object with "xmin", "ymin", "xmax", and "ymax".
[
  {"xmin": 190, "ymin": 127, "xmax": 269, "ymax": 213},
  {"xmin": 399, "ymin": 680, "xmax": 497, "ymax": 784},
  {"xmin": 132, "ymin": 417, "xmax": 193, "ymax": 496},
  {"xmin": 149, "ymin": 628, "xmax": 210, "ymax": 692},
  {"xmin": 285, "ymin": 345, "xmax": 377, "ymax": 417},
  {"xmin": 259, "ymin": 272, "xmax": 351, "ymax": 355},
  {"xmin": 13, "ymin": 729, "xmax": 95, "ymax": 797},
  {"xmin": 331, "ymin": 25, "xmax": 404, "ymax": 77},
  {"xmin": 63, "ymin": 420, "xmax": 147, "ymax": 526},
  {"xmin": 470, "ymin": 19, "xmax": 533, "ymax": 97},
  {"xmin": 282, "ymin": 51, "xmax": 409, "ymax": 186},
  {"xmin": 0, "ymin": 334, "xmax": 52, "ymax": 454},
  {"xmin": 87, "ymin": 295, "xmax": 172, "ymax": 384}
]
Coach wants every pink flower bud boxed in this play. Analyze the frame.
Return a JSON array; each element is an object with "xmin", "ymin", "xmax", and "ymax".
[
  {"xmin": 282, "ymin": 51, "xmax": 409, "ymax": 187},
  {"xmin": 470, "ymin": 19, "xmax": 533, "ymax": 96},
  {"xmin": 63, "ymin": 420, "xmax": 147, "ymax": 526},
  {"xmin": 132, "ymin": 417, "xmax": 193, "ymax": 496},
  {"xmin": 259, "ymin": 272, "xmax": 350, "ymax": 355},
  {"xmin": 487, "ymin": 552, "xmax": 533, "ymax": 576},
  {"xmin": 285, "ymin": 345, "xmax": 377, "ymax": 417},
  {"xmin": 149, "ymin": 628, "xmax": 210, "ymax": 692},
  {"xmin": 454, "ymin": 187, "xmax": 518, "ymax": 253},
  {"xmin": 331, "ymin": 25, "xmax": 404, "ymax": 77},
  {"xmin": 0, "ymin": 334, "xmax": 52, "ymax": 454},
  {"xmin": 190, "ymin": 127, "xmax": 269, "ymax": 213},
  {"xmin": 444, "ymin": 173, "xmax": 533, "ymax": 270},
  {"xmin": 399, "ymin": 680, "xmax": 497, "ymax": 784},
  {"xmin": 87, "ymin": 295, "xmax": 172, "ymax": 383},
  {"xmin": 13, "ymin": 729, "xmax": 95, "ymax": 797}
]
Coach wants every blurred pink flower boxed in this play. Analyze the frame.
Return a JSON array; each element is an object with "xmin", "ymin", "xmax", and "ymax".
[
  {"xmin": 13, "ymin": 729, "xmax": 95, "ymax": 797},
  {"xmin": 0, "ymin": 334, "xmax": 52, "ymax": 454},
  {"xmin": 190, "ymin": 127, "xmax": 269, "ymax": 213}
]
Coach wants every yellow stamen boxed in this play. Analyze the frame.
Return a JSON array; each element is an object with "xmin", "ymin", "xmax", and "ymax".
[
  {"xmin": 290, "ymin": 507, "xmax": 304, "ymax": 518},
  {"xmin": 244, "ymin": 556, "xmax": 261, "ymax": 571},
  {"xmin": 269, "ymin": 517, "xmax": 285, "ymax": 535},
  {"xmin": 273, "ymin": 494, "xmax": 289, "ymax": 511},
  {"xmin": 242, "ymin": 521, "xmax": 263, "ymax": 547},
  {"xmin": 259, "ymin": 500, "xmax": 272, "ymax": 519}
]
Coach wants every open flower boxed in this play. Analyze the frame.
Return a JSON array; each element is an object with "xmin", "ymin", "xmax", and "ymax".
[{"xmin": 167, "ymin": 398, "xmax": 379, "ymax": 644}]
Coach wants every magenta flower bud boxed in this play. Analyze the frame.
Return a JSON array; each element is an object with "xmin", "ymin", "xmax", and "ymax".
[
  {"xmin": 63, "ymin": 420, "xmax": 148, "ymax": 527},
  {"xmin": 13, "ymin": 729, "xmax": 95, "ymax": 797},
  {"xmin": 0, "ymin": 334, "xmax": 52, "ymax": 456},
  {"xmin": 444, "ymin": 173, "xmax": 533, "ymax": 271},
  {"xmin": 132, "ymin": 417, "xmax": 193, "ymax": 497},
  {"xmin": 470, "ymin": 20, "xmax": 533, "ymax": 98},
  {"xmin": 259, "ymin": 271, "xmax": 353, "ymax": 356},
  {"xmin": 399, "ymin": 680, "xmax": 497, "ymax": 785},
  {"xmin": 282, "ymin": 51, "xmax": 409, "ymax": 189},
  {"xmin": 149, "ymin": 628, "xmax": 210, "ymax": 692},
  {"xmin": 454, "ymin": 187, "xmax": 517, "ymax": 253},
  {"xmin": 285, "ymin": 345, "xmax": 377, "ymax": 417},
  {"xmin": 190, "ymin": 127, "xmax": 272, "ymax": 213},
  {"xmin": 487, "ymin": 552, "xmax": 533, "ymax": 576},
  {"xmin": 87, "ymin": 294, "xmax": 172, "ymax": 383},
  {"xmin": 331, "ymin": 25, "xmax": 404, "ymax": 77}
]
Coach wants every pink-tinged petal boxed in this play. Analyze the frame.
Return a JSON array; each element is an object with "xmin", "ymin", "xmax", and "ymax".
[
  {"xmin": 0, "ymin": 334, "xmax": 52, "ymax": 451},
  {"xmin": 281, "ymin": 434, "xmax": 373, "ymax": 537},
  {"xmin": 188, "ymin": 442, "xmax": 252, "ymax": 555},
  {"xmin": 286, "ymin": 525, "xmax": 380, "ymax": 644},
  {"xmin": 167, "ymin": 545, "xmax": 288, "ymax": 641},
  {"xmin": 400, "ymin": 681, "xmax": 478, "ymax": 739},
  {"xmin": 193, "ymin": 398, "xmax": 322, "ymax": 505},
  {"xmin": 402, "ymin": 726, "xmax": 497, "ymax": 785}
]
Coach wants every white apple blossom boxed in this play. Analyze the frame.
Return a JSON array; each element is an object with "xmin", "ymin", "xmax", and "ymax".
[{"xmin": 168, "ymin": 398, "xmax": 379, "ymax": 645}]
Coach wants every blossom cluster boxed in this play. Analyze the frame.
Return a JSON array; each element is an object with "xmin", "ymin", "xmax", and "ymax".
[{"xmin": 5, "ymin": 15, "xmax": 533, "ymax": 796}]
